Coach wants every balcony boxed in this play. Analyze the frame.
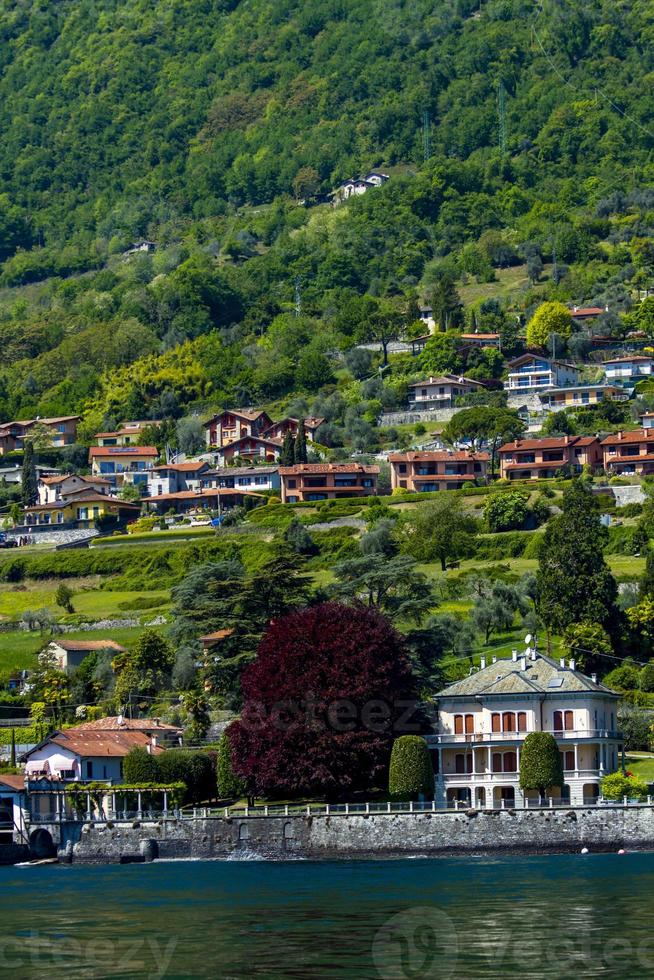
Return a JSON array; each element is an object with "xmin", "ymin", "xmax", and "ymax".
[{"xmin": 429, "ymin": 729, "xmax": 619, "ymax": 745}]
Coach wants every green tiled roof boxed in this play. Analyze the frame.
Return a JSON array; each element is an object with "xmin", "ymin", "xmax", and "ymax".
[{"xmin": 437, "ymin": 652, "xmax": 617, "ymax": 698}]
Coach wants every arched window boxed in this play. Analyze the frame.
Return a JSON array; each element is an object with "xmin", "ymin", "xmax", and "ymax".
[
  {"xmin": 564, "ymin": 751, "xmax": 575, "ymax": 771},
  {"xmin": 553, "ymin": 710, "xmax": 563, "ymax": 732},
  {"xmin": 502, "ymin": 712, "xmax": 516, "ymax": 732},
  {"xmin": 503, "ymin": 752, "xmax": 517, "ymax": 773},
  {"xmin": 492, "ymin": 752, "xmax": 503, "ymax": 773},
  {"xmin": 454, "ymin": 715, "xmax": 464, "ymax": 735},
  {"xmin": 455, "ymin": 753, "xmax": 466, "ymax": 774},
  {"xmin": 517, "ymin": 712, "xmax": 527, "ymax": 732},
  {"xmin": 564, "ymin": 710, "xmax": 574, "ymax": 731},
  {"xmin": 465, "ymin": 714, "xmax": 474, "ymax": 734},
  {"xmin": 492, "ymin": 713, "xmax": 501, "ymax": 733}
]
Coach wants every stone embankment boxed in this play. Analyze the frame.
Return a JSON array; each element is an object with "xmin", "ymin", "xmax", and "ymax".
[{"xmin": 48, "ymin": 806, "xmax": 654, "ymax": 864}]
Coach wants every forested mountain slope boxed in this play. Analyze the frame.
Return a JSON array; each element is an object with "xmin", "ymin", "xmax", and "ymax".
[{"xmin": 0, "ymin": 0, "xmax": 653, "ymax": 428}]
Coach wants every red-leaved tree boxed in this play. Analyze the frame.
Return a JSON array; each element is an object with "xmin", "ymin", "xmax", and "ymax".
[{"xmin": 229, "ymin": 602, "xmax": 421, "ymax": 799}]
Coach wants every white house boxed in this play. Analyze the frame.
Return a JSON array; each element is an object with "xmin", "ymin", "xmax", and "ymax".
[
  {"xmin": 37, "ymin": 473, "xmax": 111, "ymax": 506},
  {"xmin": 22, "ymin": 728, "xmax": 165, "ymax": 783},
  {"xmin": 426, "ymin": 649, "xmax": 621, "ymax": 808},
  {"xmin": 330, "ymin": 171, "xmax": 389, "ymax": 204},
  {"xmin": 47, "ymin": 639, "xmax": 127, "ymax": 673},
  {"xmin": 506, "ymin": 355, "xmax": 580, "ymax": 391},
  {"xmin": 0, "ymin": 774, "xmax": 28, "ymax": 843},
  {"xmin": 202, "ymin": 465, "xmax": 280, "ymax": 493},
  {"xmin": 603, "ymin": 356, "xmax": 654, "ymax": 386},
  {"xmin": 408, "ymin": 375, "xmax": 486, "ymax": 409},
  {"xmin": 147, "ymin": 461, "xmax": 211, "ymax": 497}
]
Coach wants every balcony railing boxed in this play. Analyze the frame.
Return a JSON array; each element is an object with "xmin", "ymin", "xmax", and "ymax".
[
  {"xmin": 429, "ymin": 729, "xmax": 619, "ymax": 744},
  {"xmin": 438, "ymin": 769, "xmax": 602, "ymax": 784}
]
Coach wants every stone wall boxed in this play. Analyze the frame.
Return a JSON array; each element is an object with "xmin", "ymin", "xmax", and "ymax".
[{"xmin": 56, "ymin": 806, "xmax": 654, "ymax": 864}]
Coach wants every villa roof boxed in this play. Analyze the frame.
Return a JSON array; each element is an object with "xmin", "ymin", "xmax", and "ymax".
[
  {"xmin": 24, "ymin": 494, "xmax": 140, "ymax": 512},
  {"xmin": 73, "ymin": 716, "xmax": 181, "ymax": 733},
  {"xmin": 437, "ymin": 651, "xmax": 617, "ymax": 698},
  {"xmin": 388, "ymin": 451, "xmax": 489, "ymax": 463},
  {"xmin": 151, "ymin": 461, "xmax": 210, "ymax": 473},
  {"xmin": 89, "ymin": 446, "xmax": 159, "ymax": 457},
  {"xmin": 0, "ymin": 774, "xmax": 25, "ymax": 792},
  {"xmin": 408, "ymin": 375, "xmax": 485, "ymax": 388},
  {"xmin": 604, "ymin": 355, "xmax": 653, "ymax": 365},
  {"xmin": 23, "ymin": 729, "xmax": 164, "ymax": 762},
  {"xmin": 507, "ymin": 354, "xmax": 577, "ymax": 370},
  {"xmin": 40, "ymin": 474, "xmax": 110, "ymax": 486},
  {"xmin": 499, "ymin": 436, "xmax": 598, "ymax": 453},
  {"xmin": 220, "ymin": 435, "xmax": 282, "ymax": 450},
  {"xmin": 205, "ymin": 409, "xmax": 270, "ymax": 424},
  {"xmin": 601, "ymin": 429, "xmax": 654, "ymax": 446},
  {"xmin": 0, "ymin": 415, "xmax": 80, "ymax": 431},
  {"xmin": 279, "ymin": 463, "xmax": 380, "ymax": 475},
  {"xmin": 52, "ymin": 639, "xmax": 126, "ymax": 653}
]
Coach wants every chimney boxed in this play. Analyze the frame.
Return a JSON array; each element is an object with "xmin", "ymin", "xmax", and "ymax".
[
  {"xmin": 512, "ymin": 649, "xmax": 518, "ymax": 662},
  {"xmin": 591, "ymin": 673, "xmax": 598, "ymax": 684},
  {"xmin": 618, "ymin": 431, "xmax": 623, "ymax": 440},
  {"xmin": 480, "ymin": 656, "xmax": 486, "ymax": 670},
  {"xmin": 520, "ymin": 657, "xmax": 527, "ymax": 671},
  {"xmin": 530, "ymin": 648, "xmax": 536, "ymax": 661},
  {"xmin": 492, "ymin": 655, "xmax": 497, "ymax": 664},
  {"xmin": 569, "ymin": 659, "xmax": 576, "ymax": 671},
  {"xmin": 560, "ymin": 658, "xmax": 566, "ymax": 668},
  {"xmin": 564, "ymin": 434, "xmax": 569, "ymax": 445},
  {"xmin": 151, "ymin": 735, "xmax": 158, "ymax": 750}
]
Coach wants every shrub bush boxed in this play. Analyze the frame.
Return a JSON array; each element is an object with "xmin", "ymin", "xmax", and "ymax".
[
  {"xmin": 122, "ymin": 747, "xmax": 160, "ymax": 783},
  {"xmin": 601, "ymin": 771, "xmax": 649, "ymax": 801},
  {"xmin": 216, "ymin": 731, "xmax": 247, "ymax": 800},
  {"xmin": 156, "ymin": 749, "xmax": 215, "ymax": 804},
  {"xmin": 388, "ymin": 736, "xmax": 434, "ymax": 801}
]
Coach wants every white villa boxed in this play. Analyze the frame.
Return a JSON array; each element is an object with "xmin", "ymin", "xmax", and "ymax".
[{"xmin": 427, "ymin": 649, "xmax": 621, "ymax": 808}]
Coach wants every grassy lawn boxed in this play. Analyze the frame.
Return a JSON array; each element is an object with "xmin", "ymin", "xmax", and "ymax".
[
  {"xmin": 0, "ymin": 580, "xmax": 170, "ymax": 621},
  {"xmin": 93, "ymin": 526, "xmax": 216, "ymax": 546},
  {"xmin": 0, "ymin": 623, "xmax": 166, "ymax": 678},
  {"xmin": 624, "ymin": 754, "xmax": 654, "ymax": 782},
  {"xmin": 457, "ymin": 263, "xmax": 551, "ymax": 305}
]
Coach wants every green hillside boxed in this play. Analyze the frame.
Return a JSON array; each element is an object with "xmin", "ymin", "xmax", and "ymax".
[{"xmin": 0, "ymin": 0, "xmax": 653, "ymax": 426}]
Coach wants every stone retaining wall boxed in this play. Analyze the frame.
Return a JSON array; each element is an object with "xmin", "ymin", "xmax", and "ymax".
[{"xmin": 56, "ymin": 806, "xmax": 654, "ymax": 864}]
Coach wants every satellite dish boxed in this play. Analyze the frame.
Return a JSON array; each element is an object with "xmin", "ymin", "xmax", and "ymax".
[{"xmin": 524, "ymin": 634, "xmax": 532, "ymax": 645}]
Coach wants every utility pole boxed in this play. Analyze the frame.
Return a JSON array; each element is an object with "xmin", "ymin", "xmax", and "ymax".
[
  {"xmin": 422, "ymin": 110, "xmax": 431, "ymax": 162},
  {"xmin": 497, "ymin": 81, "xmax": 507, "ymax": 154},
  {"xmin": 294, "ymin": 276, "xmax": 302, "ymax": 318}
]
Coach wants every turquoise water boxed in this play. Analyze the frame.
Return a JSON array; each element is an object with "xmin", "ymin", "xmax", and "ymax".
[{"xmin": 1, "ymin": 854, "xmax": 653, "ymax": 978}]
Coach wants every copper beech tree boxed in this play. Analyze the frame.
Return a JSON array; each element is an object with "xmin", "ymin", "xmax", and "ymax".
[{"xmin": 229, "ymin": 602, "xmax": 423, "ymax": 800}]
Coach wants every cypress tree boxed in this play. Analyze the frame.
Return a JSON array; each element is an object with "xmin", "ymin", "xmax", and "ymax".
[
  {"xmin": 280, "ymin": 431, "xmax": 295, "ymax": 466},
  {"xmin": 536, "ymin": 480, "xmax": 618, "ymax": 637},
  {"xmin": 641, "ymin": 547, "xmax": 654, "ymax": 598},
  {"xmin": 22, "ymin": 440, "xmax": 38, "ymax": 508},
  {"xmin": 294, "ymin": 420, "xmax": 307, "ymax": 464}
]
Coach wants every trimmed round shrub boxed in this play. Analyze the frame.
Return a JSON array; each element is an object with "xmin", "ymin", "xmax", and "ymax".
[
  {"xmin": 601, "ymin": 771, "xmax": 648, "ymax": 801},
  {"xmin": 388, "ymin": 736, "xmax": 434, "ymax": 801}
]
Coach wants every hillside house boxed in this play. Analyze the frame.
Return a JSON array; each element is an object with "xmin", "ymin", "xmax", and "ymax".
[
  {"xmin": 37, "ymin": 473, "xmax": 111, "ymax": 506},
  {"xmin": 0, "ymin": 416, "xmax": 80, "ymax": 455},
  {"xmin": 601, "ymin": 429, "xmax": 654, "ymax": 477},
  {"xmin": 506, "ymin": 355, "xmax": 579, "ymax": 392},
  {"xmin": 330, "ymin": 171, "xmax": 389, "ymax": 204},
  {"xmin": 426, "ymin": 649, "xmax": 620, "ymax": 807},
  {"xmin": 94, "ymin": 421, "xmax": 154, "ymax": 447},
  {"xmin": 603, "ymin": 356, "xmax": 654, "ymax": 387},
  {"xmin": 148, "ymin": 461, "xmax": 211, "ymax": 497},
  {"xmin": 537, "ymin": 383, "xmax": 625, "ymax": 411},
  {"xmin": 408, "ymin": 375, "xmax": 486, "ymax": 409},
  {"xmin": 460, "ymin": 333, "xmax": 501, "ymax": 348},
  {"xmin": 216, "ymin": 435, "xmax": 282, "ymax": 466},
  {"xmin": 279, "ymin": 463, "xmax": 379, "ymax": 503},
  {"xmin": 418, "ymin": 307, "xmax": 436, "ymax": 333},
  {"xmin": 202, "ymin": 465, "xmax": 280, "ymax": 493},
  {"xmin": 144, "ymin": 486, "xmax": 263, "ymax": 515},
  {"xmin": 23, "ymin": 493, "xmax": 140, "ymax": 528},
  {"xmin": 204, "ymin": 410, "xmax": 272, "ymax": 448},
  {"xmin": 262, "ymin": 417, "xmax": 325, "ymax": 443},
  {"xmin": 389, "ymin": 451, "xmax": 489, "ymax": 492},
  {"xmin": 570, "ymin": 305, "xmax": 607, "ymax": 322},
  {"xmin": 640, "ymin": 412, "xmax": 654, "ymax": 430},
  {"xmin": 46, "ymin": 639, "xmax": 126, "ymax": 673},
  {"xmin": 73, "ymin": 715, "xmax": 182, "ymax": 743},
  {"xmin": 123, "ymin": 241, "xmax": 157, "ymax": 257},
  {"xmin": 89, "ymin": 446, "xmax": 159, "ymax": 489},
  {"xmin": 498, "ymin": 435, "xmax": 602, "ymax": 481}
]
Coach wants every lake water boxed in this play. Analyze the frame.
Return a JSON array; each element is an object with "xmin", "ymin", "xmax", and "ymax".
[{"xmin": 1, "ymin": 853, "xmax": 653, "ymax": 978}]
